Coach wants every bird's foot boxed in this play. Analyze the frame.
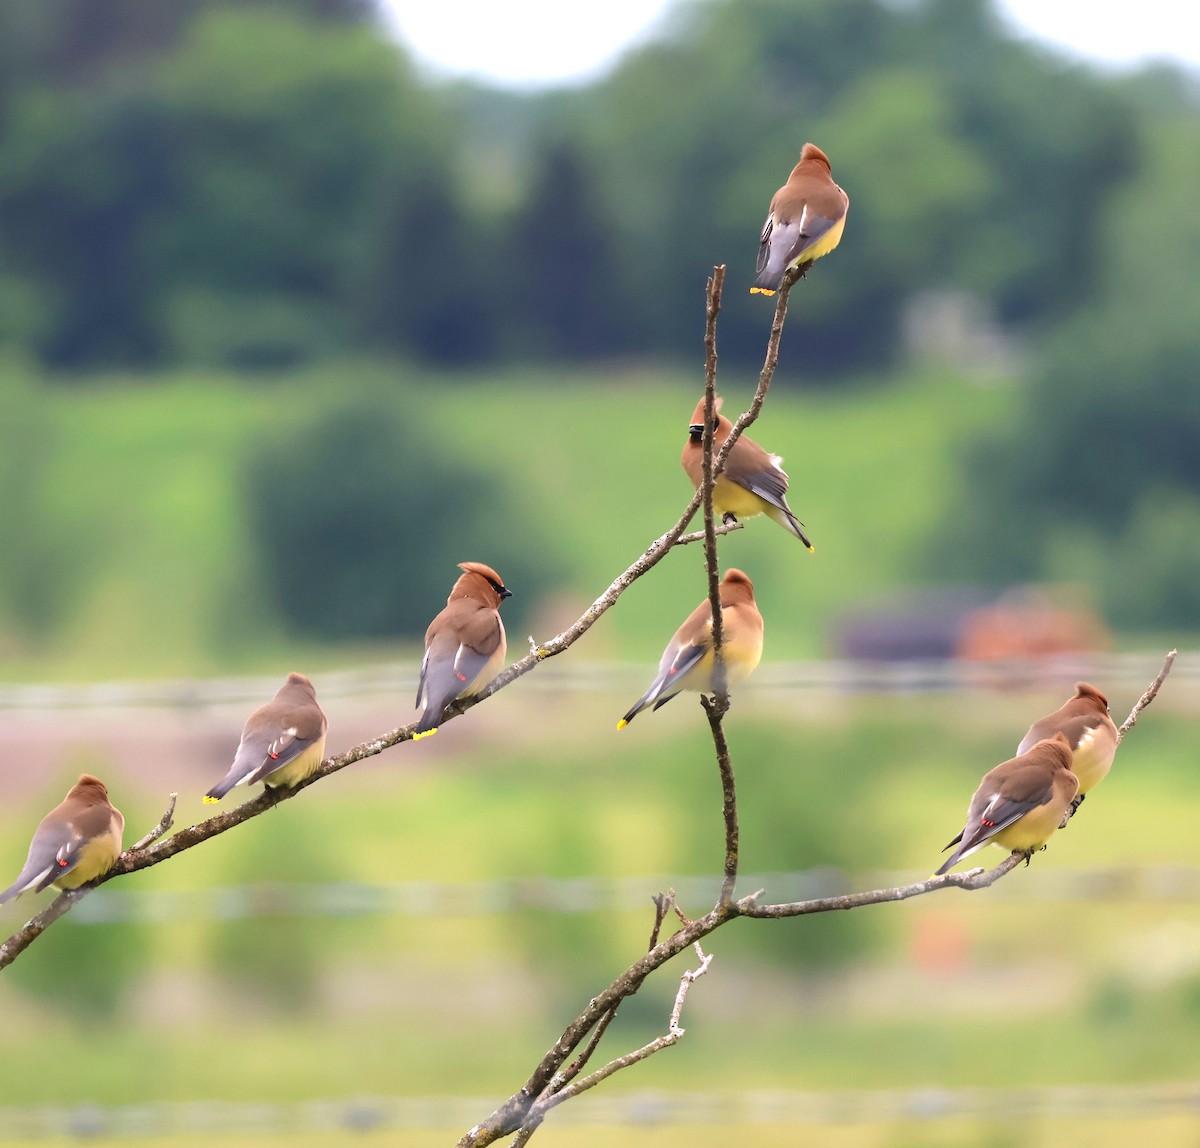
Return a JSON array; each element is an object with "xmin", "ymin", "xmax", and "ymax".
[
  {"xmin": 1059, "ymin": 793, "xmax": 1086, "ymax": 829},
  {"xmin": 721, "ymin": 512, "xmax": 738, "ymax": 525}
]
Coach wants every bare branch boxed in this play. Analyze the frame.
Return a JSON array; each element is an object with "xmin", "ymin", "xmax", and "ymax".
[
  {"xmin": 675, "ymin": 520, "xmax": 744, "ymax": 546},
  {"xmin": 454, "ymin": 852, "xmax": 1025, "ymax": 1148},
  {"xmin": 0, "ymin": 888, "xmax": 91, "ymax": 970},
  {"xmin": 509, "ymin": 891, "xmax": 680, "ymax": 1147},
  {"xmin": 457, "ymin": 645, "xmax": 1173, "ymax": 1146},
  {"xmin": 1118, "ymin": 649, "xmax": 1176, "ymax": 741},
  {"xmin": 130, "ymin": 793, "xmax": 177, "ymax": 851},
  {"xmin": 515, "ymin": 940, "xmax": 715, "ymax": 1143},
  {"xmin": 735, "ymin": 853, "xmax": 1025, "ymax": 919},
  {"xmin": 701, "ymin": 266, "xmax": 728, "ymax": 697},
  {"xmin": 701, "ymin": 695, "xmax": 739, "ymax": 907}
]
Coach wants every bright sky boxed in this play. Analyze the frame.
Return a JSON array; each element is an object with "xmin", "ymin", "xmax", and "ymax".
[{"xmin": 379, "ymin": 0, "xmax": 1200, "ymax": 88}]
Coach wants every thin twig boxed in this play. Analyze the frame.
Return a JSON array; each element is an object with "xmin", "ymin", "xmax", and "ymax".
[
  {"xmin": 696, "ymin": 266, "xmax": 739, "ymax": 910},
  {"xmin": 511, "ymin": 892, "xmax": 680, "ymax": 1148},
  {"xmin": 553, "ymin": 892, "xmax": 675, "ymax": 1093},
  {"xmin": 520, "ymin": 941, "xmax": 715, "ymax": 1137},
  {"xmin": 456, "ymin": 648, "xmax": 1176, "ymax": 1147},
  {"xmin": 701, "ymin": 266, "xmax": 728, "ymax": 698},
  {"xmin": 130, "ymin": 793, "xmax": 177, "ymax": 850},
  {"xmin": 1118, "ymin": 649, "xmax": 1176, "ymax": 741},
  {"xmin": 735, "ymin": 852, "xmax": 1025, "ymax": 919},
  {"xmin": 455, "ymin": 851, "xmax": 1026, "ymax": 1148},
  {"xmin": 675, "ymin": 521, "xmax": 744, "ymax": 546},
  {"xmin": 701, "ymin": 696, "xmax": 739, "ymax": 908}
]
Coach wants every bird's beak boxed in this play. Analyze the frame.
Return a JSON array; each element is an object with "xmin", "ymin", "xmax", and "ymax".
[
  {"xmin": 499, "ymin": 587, "xmax": 513, "ymax": 600},
  {"xmin": 689, "ymin": 424, "xmax": 704, "ymax": 442}
]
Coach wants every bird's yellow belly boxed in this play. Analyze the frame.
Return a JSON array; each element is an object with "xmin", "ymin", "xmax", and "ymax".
[
  {"xmin": 713, "ymin": 477, "xmax": 769, "ymax": 520},
  {"xmin": 685, "ymin": 636, "xmax": 763, "ymax": 695},
  {"xmin": 264, "ymin": 736, "xmax": 327, "ymax": 790},
  {"xmin": 992, "ymin": 801, "xmax": 1065, "ymax": 854},
  {"xmin": 801, "ymin": 212, "xmax": 847, "ymax": 265},
  {"xmin": 461, "ymin": 641, "xmax": 507, "ymax": 698},
  {"xmin": 55, "ymin": 830, "xmax": 122, "ymax": 890},
  {"xmin": 1072, "ymin": 731, "xmax": 1115, "ymax": 795}
]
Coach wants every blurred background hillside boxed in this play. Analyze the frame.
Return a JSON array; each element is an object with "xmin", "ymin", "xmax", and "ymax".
[{"xmin": 1, "ymin": 0, "xmax": 1199, "ymax": 1144}]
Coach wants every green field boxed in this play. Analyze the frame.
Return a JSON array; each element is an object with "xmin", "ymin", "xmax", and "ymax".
[
  {"xmin": 1, "ymin": 362, "xmax": 1195, "ymax": 1144},
  {"xmin": 1, "ymin": 685, "xmax": 1197, "ymax": 1142},
  {"xmin": 0, "ymin": 360, "xmax": 1013, "ymax": 678}
]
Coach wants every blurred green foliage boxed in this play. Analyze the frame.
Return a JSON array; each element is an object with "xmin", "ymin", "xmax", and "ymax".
[
  {"xmin": 243, "ymin": 380, "xmax": 555, "ymax": 640},
  {"xmin": 931, "ymin": 94, "xmax": 1200, "ymax": 629},
  {"xmin": 0, "ymin": 0, "xmax": 1196, "ymax": 641},
  {"xmin": 0, "ymin": 362, "xmax": 1004, "ymax": 668},
  {"xmin": 0, "ymin": 0, "xmax": 1165, "ymax": 375},
  {"xmin": 0, "ymin": 696, "xmax": 1197, "ymax": 1109}
]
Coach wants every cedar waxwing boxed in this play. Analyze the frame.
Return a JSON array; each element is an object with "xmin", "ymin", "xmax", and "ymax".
[
  {"xmin": 0, "ymin": 775, "xmax": 124, "ymax": 903},
  {"xmin": 414, "ymin": 561, "xmax": 511, "ymax": 737},
  {"xmin": 1017, "ymin": 682, "xmax": 1118, "ymax": 799},
  {"xmin": 618, "ymin": 568, "xmax": 764, "ymax": 729},
  {"xmin": 681, "ymin": 395, "xmax": 813, "ymax": 550},
  {"xmin": 204, "ymin": 672, "xmax": 328, "ymax": 802},
  {"xmin": 751, "ymin": 142, "xmax": 849, "ymax": 296},
  {"xmin": 935, "ymin": 732, "xmax": 1078, "ymax": 876}
]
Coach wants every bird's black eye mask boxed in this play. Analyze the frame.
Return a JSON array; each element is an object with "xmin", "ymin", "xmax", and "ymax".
[
  {"xmin": 489, "ymin": 579, "xmax": 512, "ymax": 600},
  {"xmin": 689, "ymin": 424, "xmax": 705, "ymax": 442}
]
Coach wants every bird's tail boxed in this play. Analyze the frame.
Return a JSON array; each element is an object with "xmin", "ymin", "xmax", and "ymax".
[
  {"xmin": 766, "ymin": 505, "xmax": 815, "ymax": 551},
  {"xmin": 204, "ymin": 772, "xmax": 240, "ymax": 804},
  {"xmin": 934, "ymin": 834, "xmax": 980, "ymax": 877}
]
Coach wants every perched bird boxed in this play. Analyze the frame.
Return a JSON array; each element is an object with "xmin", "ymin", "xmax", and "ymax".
[
  {"xmin": 1017, "ymin": 682, "xmax": 1118, "ymax": 801},
  {"xmin": 0, "ymin": 775, "xmax": 125, "ymax": 903},
  {"xmin": 414, "ymin": 561, "xmax": 511, "ymax": 737},
  {"xmin": 205, "ymin": 672, "xmax": 328, "ymax": 802},
  {"xmin": 681, "ymin": 395, "xmax": 813, "ymax": 550},
  {"xmin": 618, "ymin": 568, "xmax": 764, "ymax": 729},
  {"xmin": 935, "ymin": 732, "xmax": 1078, "ymax": 876},
  {"xmin": 751, "ymin": 142, "xmax": 849, "ymax": 296}
]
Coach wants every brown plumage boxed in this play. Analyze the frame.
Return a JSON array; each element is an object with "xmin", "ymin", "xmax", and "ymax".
[
  {"xmin": 0, "ymin": 775, "xmax": 125, "ymax": 903},
  {"xmin": 681, "ymin": 395, "xmax": 813, "ymax": 549},
  {"xmin": 751, "ymin": 142, "xmax": 849, "ymax": 296},
  {"xmin": 618, "ymin": 569, "xmax": 764, "ymax": 728},
  {"xmin": 936, "ymin": 732, "xmax": 1078, "ymax": 876},
  {"xmin": 1016, "ymin": 682, "xmax": 1118, "ymax": 799},
  {"xmin": 205, "ymin": 672, "xmax": 328, "ymax": 802},
  {"xmin": 415, "ymin": 561, "xmax": 511, "ymax": 737}
]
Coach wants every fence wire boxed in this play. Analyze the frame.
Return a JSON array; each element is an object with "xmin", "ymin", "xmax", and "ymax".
[
  {"xmin": 3, "ymin": 1082, "xmax": 1200, "ymax": 1140},
  {"xmin": 47, "ymin": 863, "xmax": 1200, "ymax": 926},
  {"xmin": 0, "ymin": 653, "xmax": 1191, "ymax": 713}
]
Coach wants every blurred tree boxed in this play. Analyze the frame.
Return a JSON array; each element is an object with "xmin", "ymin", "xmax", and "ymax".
[
  {"xmin": 0, "ymin": 362, "xmax": 60, "ymax": 640},
  {"xmin": 242, "ymin": 382, "xmax": 551, "ymax": 640},
  {"xmin": 929, "ymin": 103, "xmax": 1200, "ymax": 628},
  {"xmin": 150, "ymin": 6, "xmax": 454, "ymax": 368},
  {"xmin": 357, "ymin": 168, "xmax": 495, "ymax": 365},
  {"xmin": 0, "ymin": 0, "xmax": 1183, "ymax": 378},
  {"xmin": 0, "ymin": 3, "xmax": 458, "ymax": 370},
  {"xmin": 570, "ymin": 0, "xmax": 1141, "ymax": 373},
  {"xmin": 503, "ymin": 139, "xmax": 628, "ymax": 359}
]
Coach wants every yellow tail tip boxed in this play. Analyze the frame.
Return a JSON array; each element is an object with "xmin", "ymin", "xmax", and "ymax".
[
  {"xmin": 413, "ymin": 728, "xmax": 438, "ymax": 741},
  {"xmin": 202, "ymin": 795, "xmax": 219, "ymax": 805},
  {"xmin": 749, "ymin": 287, "xmax": 776, "ymax": 296},
  {"xmin": 805, "ymin": 544, "xmax": 816, "ymax": 553},
  {"xmin": 616, "ymin": 719, "xmax": 628, "ymax": 731}
]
